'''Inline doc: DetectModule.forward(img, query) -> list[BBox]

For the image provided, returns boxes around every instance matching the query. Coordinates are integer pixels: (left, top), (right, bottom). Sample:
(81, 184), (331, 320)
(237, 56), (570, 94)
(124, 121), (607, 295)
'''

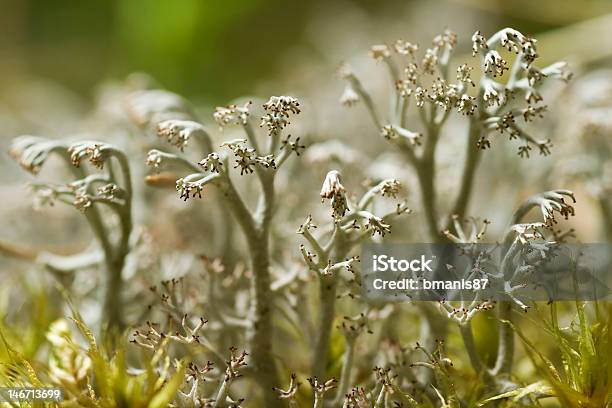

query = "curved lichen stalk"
(9, 137), (134, 330)
(441, 190), (576, 390)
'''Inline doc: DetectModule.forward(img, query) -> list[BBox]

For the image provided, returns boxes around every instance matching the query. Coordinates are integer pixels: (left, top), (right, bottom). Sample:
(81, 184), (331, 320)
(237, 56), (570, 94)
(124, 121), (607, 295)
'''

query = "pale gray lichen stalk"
(145, 94), (303, 407)
(10, 137), (134, 329)
(299, 170), (410, 382)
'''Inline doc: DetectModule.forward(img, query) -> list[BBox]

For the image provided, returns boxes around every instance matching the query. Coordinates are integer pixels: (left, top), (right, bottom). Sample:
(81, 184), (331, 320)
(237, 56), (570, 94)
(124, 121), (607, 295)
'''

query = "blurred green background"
(2, 0), (314, 101)
(3, 0), (612, 105)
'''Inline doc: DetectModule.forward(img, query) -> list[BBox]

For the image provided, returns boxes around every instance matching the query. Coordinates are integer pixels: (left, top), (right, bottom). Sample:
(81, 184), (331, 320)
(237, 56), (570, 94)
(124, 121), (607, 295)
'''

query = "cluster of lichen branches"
(338, 27), (573, 393)
(340, 27), (571, 242)
(145, 96), (305, 406)
(5, 26), (582, 408)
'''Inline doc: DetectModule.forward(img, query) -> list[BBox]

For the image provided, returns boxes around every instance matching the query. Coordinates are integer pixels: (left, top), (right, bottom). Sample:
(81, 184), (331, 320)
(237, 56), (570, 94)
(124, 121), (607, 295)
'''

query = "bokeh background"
(3, 0), (612, 102)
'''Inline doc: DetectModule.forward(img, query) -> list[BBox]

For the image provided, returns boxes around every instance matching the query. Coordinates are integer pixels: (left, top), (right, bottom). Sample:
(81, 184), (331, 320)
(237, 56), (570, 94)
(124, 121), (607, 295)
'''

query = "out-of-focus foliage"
(483, 302), (612, 407)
